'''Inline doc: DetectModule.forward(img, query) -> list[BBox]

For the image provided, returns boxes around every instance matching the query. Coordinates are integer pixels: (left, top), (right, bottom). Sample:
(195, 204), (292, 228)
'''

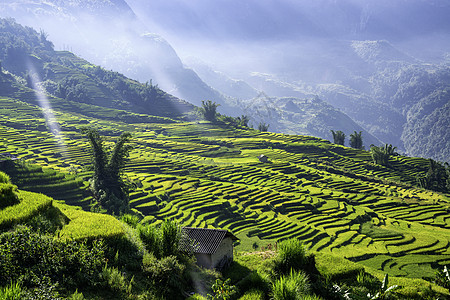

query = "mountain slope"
(0, 18), (193, 119)
(0, 0), (238, 115)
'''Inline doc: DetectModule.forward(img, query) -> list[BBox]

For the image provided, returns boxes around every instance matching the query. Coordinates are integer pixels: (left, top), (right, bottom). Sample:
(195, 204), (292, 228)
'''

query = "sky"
(125, 0), (450, 74)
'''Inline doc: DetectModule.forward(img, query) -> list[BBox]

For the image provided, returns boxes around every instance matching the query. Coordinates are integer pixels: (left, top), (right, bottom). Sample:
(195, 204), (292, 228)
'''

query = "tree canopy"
(200, 100), (220, 122)
(82, 128), (133, 214)
(331, 130), (345, 145)
(349, 131), (363, 149)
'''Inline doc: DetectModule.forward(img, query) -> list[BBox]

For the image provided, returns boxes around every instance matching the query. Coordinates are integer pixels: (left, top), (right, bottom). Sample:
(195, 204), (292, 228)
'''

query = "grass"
(0, 190), (52, 229)
(56, 202), (125, 241)
(314, 252), (364, 281)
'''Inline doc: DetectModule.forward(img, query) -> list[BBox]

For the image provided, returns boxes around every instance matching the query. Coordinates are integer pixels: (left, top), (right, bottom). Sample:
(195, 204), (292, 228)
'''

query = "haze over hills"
(2, 10), (450, 300)
(1, 0), (449, 162)
(129, 0), (450, 162)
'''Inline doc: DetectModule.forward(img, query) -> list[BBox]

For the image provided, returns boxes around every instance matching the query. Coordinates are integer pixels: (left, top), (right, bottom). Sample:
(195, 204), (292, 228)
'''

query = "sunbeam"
(26, 61), (67, 157)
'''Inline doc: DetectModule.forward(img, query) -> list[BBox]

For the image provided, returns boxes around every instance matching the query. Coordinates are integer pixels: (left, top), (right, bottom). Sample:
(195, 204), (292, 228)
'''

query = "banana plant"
(367, 274), (399, 299)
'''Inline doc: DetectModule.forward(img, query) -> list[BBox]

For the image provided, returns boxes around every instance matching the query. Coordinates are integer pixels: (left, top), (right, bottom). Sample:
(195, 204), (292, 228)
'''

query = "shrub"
(0, 226), (106, 288)
(271, 269), (310, 300)
(236, 271), (270, 295)
(238, 289), (265, 300)
(0, 281), (23, 300)
(100, 264), (133, 294)
(137, 219), (184, 259)
(120, 213), (140, 228)
(435, 265), (450, 292)
(137, 223), (161, 257)
(0, 171), (11, 183)
(68, 290), (85, 300)
(142, 253), (186, 299)
(0, 183), (19, 208)
(273, 238), (310, 275)
(160, 218), (182, 257)
(207, 278), (237, 300)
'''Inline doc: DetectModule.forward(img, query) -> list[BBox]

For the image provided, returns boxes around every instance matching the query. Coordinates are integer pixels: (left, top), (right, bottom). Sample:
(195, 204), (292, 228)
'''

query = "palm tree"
(200, 100), (220, 122)
(258, 122), (270, 132)
(370, 144), (397, 166)
(82, 128), (133, 214)
(349, 131), (363, 149)
(331, 130), (345, 145)
(236, 115), (250, 127)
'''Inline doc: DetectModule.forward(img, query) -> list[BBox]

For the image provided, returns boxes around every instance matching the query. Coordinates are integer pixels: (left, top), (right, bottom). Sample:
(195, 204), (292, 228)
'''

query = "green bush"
(137, 223), (161, 257)
(236, 271), (270, 295)
(0, 281), (23, 300)
(238, 289), (265, 300)
(142, 252), (186, 299)
(271, 269), (310, 300)
(0, 183), (19, 208)
(100, 264), (133, 294)
(207, 278), (237, 300)
(273, 238), (310, 275)
(0, 171), (11, 183)
(435, 265), (450, 292)
(120, 213), (140, 228)
(68, 290), (85, 300)
(137, 219), (184, 259)
(0, 226), (106, 288)
(160, 219), (182, 257)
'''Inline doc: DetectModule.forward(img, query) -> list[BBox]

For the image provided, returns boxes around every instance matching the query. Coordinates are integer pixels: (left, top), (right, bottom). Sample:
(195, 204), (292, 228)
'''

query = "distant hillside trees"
(235, 115), (250, 127)
(200, 100), (220, 121)
(82, 128), (133, 214)
(370, 144), (398, 166)
(331, 130), (345, 145)
(349, 131), (363, 149)
(417, 159), (450, 193)
(258, 122), (270, 132)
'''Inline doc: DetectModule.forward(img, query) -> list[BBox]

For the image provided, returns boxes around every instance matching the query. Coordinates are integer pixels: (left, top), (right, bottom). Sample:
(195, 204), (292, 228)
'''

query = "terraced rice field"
(1, 96), (449, 279)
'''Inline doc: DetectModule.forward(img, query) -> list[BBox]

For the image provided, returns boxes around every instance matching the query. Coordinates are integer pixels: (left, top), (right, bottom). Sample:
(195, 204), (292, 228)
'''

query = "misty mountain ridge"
(1, 0), (449, 162)
(0, 0), (238, 115)
(194, 38), (449, 162)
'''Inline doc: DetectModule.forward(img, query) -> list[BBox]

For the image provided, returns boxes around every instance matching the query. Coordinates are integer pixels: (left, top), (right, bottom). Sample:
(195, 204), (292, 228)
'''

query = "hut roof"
(180, 227), (238, 254)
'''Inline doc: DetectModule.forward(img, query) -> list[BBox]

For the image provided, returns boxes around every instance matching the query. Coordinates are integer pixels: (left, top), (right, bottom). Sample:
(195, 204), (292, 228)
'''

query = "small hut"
(258, 154), (268, 163)
(180, 227), (238, 270)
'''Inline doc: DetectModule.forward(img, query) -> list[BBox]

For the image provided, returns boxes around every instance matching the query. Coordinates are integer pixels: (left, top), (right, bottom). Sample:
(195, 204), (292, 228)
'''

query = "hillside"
(0, 1), (239, 115)
(0, 18), (194, 119)
(1, 93), (449, 279)
(217, 40), (450, 162)
(1, 17), (450, 299)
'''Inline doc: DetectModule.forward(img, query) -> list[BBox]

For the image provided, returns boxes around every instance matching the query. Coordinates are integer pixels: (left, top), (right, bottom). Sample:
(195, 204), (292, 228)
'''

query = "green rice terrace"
(1, 94), (449, 286)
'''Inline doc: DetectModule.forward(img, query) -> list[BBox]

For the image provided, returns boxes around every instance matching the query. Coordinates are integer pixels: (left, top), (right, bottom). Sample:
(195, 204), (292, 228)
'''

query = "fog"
(1, 0), (449, 161)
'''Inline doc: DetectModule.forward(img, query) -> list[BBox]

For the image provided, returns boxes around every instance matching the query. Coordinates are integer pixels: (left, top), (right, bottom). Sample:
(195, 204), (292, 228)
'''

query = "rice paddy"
(1, 96), (449, 279)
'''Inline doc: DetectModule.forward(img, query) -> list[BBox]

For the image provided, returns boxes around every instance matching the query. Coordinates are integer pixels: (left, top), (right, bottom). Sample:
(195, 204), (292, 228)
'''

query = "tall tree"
(235, 115), (250, 127)
(200, 100), (220, 122)
(331, 130), (345, 145)
(258, 122), (270, 132)
(82, 128), (133, 214)
(417, 159), (449, 193)
(370, 144), (397, 166)
(349, 131), (363, 149)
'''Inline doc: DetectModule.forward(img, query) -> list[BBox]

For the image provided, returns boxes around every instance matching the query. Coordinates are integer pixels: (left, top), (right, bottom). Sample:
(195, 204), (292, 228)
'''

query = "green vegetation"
(270, 270), (312, 300)
(1, 16), (450, 299)
(331, 130), (345, 145)
(416, 159), (450, 193)
(370, 144), (398, 166)
(81, 128), (133, 214)
(258, 122), (269, 132)
(200, 100), (221, 122)
(350, 130), (364, 149)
